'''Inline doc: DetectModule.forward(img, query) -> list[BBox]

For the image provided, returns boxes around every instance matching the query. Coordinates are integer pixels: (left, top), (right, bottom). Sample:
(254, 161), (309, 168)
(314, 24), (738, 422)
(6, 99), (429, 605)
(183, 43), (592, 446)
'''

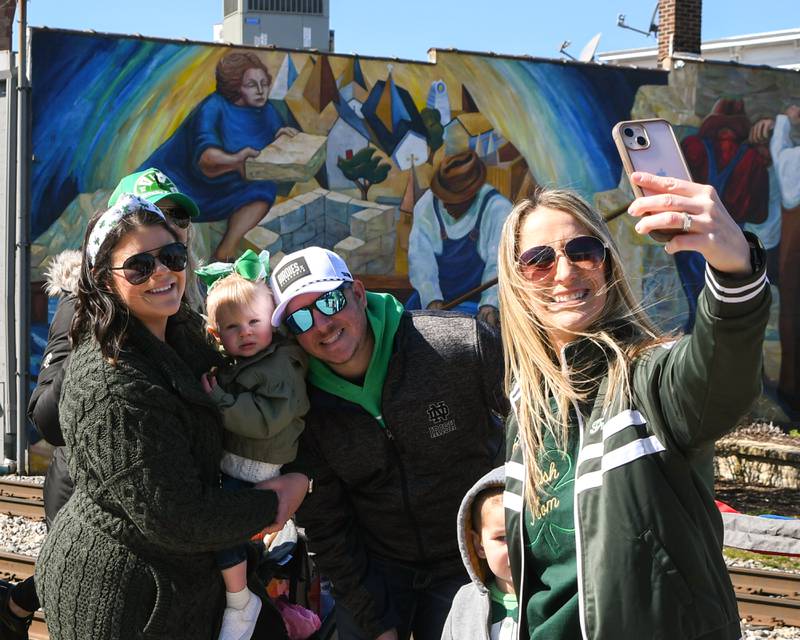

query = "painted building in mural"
(27, 28), (800, 418)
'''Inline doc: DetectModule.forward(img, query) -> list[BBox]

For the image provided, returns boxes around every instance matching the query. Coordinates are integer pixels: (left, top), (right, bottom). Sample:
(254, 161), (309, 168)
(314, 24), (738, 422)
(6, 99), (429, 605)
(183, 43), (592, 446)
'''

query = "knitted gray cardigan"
(36, 308), (278, 639)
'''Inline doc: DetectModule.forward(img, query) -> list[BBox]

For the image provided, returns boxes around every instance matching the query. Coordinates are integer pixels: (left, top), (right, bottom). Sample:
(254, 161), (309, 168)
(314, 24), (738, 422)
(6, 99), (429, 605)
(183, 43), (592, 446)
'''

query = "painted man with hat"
(676, 97), (770, 330)
(407, 150), (512, 326)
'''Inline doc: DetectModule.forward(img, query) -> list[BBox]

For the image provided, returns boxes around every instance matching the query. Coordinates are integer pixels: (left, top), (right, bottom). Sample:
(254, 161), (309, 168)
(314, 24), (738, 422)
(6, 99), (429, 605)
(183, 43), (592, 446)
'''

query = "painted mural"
(27, 28), (800, 420)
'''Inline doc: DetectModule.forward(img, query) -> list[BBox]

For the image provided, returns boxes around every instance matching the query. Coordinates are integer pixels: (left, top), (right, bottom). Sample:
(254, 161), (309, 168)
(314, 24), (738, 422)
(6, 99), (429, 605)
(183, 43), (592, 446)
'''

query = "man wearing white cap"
(270, 247), (506, 640)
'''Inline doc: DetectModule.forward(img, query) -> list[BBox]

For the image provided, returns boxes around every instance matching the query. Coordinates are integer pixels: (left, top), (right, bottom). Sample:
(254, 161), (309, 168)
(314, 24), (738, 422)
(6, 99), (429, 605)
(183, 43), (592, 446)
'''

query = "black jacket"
(28, 294), (74, 448)
(28, 250), (81, 528)
(286, 311), (506, 638)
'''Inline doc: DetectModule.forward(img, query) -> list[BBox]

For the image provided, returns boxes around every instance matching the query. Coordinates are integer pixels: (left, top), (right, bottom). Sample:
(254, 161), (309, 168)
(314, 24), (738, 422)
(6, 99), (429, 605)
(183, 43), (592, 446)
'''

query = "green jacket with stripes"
(504, 243), (770, 640)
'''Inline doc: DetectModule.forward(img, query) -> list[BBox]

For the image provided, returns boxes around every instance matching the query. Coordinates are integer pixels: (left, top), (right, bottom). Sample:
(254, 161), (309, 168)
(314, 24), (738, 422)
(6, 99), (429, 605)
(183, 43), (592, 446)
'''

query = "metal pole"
(14, 0), (29, 473)
(2, 53), (18, 470)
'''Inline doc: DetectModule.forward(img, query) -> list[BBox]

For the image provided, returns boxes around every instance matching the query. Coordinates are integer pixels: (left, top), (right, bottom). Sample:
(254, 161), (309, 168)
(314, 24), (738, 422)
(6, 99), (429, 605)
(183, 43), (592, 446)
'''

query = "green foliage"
(789, 428), (800, 439)
(338, 147), (390, 185)
(337, 147), (391, 200)
(421, 108), (444, 155)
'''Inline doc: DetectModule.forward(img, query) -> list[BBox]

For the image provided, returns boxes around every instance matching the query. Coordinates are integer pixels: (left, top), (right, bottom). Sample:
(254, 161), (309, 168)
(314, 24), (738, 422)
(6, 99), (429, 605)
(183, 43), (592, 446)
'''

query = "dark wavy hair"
(70, 206), (178, 364)
(215, 52), (272, 103)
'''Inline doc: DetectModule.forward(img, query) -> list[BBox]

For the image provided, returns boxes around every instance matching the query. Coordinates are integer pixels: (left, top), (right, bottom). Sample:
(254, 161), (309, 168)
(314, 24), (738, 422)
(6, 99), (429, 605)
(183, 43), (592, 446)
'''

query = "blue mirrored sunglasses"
(285, 284), (350, 335)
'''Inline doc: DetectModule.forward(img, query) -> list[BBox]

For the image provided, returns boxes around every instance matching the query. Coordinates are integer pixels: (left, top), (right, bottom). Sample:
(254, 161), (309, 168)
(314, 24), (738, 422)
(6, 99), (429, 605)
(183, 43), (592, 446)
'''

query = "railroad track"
(0, 479), (45, 520)
(0, 507), (797, 638)
(0, 482), (48, 636)
(730, 565), (800, 628)
(0, 550), (47, 639)
(0, 549), (35, 582)
(0, 479), (44, 501)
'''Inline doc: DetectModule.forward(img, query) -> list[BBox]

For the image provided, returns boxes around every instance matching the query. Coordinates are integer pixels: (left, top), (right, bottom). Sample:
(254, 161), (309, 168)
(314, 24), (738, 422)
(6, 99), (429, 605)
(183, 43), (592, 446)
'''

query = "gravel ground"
(1, 474), (46, 557)
(0, 513), (45, 557)
(742, 625), (800, 639)
(724, 553), (800, 575)
(3, 474), (45, 485)
(723, 422), (799, 444)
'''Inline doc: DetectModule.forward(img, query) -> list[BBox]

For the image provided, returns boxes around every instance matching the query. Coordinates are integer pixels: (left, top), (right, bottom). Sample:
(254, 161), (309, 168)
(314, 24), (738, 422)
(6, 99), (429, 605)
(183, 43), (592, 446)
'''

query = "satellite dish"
(578, 33), (602, 62)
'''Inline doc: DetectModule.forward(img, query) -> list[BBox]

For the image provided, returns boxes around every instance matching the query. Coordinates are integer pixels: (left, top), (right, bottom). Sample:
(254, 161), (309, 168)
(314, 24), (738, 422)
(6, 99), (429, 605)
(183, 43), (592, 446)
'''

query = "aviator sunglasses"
(519, 235), (607, 280)
(109, 242), (188, 285)
(285, 284), (350, 335)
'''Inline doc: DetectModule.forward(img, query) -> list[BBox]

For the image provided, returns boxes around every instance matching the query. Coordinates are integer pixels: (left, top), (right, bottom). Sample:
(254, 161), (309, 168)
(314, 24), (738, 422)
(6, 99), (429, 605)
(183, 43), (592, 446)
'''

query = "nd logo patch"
(426, 401), (450, 424)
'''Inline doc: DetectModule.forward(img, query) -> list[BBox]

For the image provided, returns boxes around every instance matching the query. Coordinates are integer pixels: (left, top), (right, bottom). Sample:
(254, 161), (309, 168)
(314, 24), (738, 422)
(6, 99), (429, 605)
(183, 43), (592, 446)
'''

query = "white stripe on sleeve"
(505, 460), (525, 481)
(503, 490), (523, 512)
(705, 266), (767, 303)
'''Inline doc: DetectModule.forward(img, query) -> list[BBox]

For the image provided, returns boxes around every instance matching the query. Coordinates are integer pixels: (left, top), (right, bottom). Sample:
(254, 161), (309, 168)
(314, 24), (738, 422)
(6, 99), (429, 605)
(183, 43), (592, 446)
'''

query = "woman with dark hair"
(141, 51), (298, 261)
(1, 169), (206, 640)
(34, 195), (295, 639)
(497, 172), (770, 639)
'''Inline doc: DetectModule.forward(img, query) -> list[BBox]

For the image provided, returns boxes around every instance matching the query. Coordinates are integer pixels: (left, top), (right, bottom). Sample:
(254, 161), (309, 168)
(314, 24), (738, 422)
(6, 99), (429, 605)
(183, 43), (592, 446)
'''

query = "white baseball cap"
(270, 247), (354, 327)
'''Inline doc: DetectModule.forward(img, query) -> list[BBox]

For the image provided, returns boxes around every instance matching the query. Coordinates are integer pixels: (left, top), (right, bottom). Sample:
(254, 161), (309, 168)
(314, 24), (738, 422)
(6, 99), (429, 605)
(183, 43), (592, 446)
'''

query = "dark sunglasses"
(285, 284), (350, 335)
(109, 242), (188, 285)
(158, 205), (191, 229)
(518, 235), (606, 279)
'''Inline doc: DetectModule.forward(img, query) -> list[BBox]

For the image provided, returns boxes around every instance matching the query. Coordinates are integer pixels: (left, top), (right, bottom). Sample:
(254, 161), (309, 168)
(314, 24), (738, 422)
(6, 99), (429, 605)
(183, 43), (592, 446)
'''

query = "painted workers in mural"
(747, 104), (800, 411)
(141, 51), (299, 262)
(771, 105), (800, 411)
(407, 150), (512, 327)
(270, 246), (506, 640)
(744, 115), (784, 285)
(676, 98), (770, 330)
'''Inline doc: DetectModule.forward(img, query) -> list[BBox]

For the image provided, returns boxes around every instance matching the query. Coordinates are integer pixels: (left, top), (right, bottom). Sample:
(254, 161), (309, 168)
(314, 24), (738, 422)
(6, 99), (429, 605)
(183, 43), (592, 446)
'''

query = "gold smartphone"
(612, 118), (693, 242)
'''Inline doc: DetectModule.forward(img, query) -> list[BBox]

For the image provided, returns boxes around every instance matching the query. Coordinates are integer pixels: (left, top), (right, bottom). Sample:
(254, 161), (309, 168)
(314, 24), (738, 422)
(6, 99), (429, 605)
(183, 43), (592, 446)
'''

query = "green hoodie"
(307, 292), (404, 428)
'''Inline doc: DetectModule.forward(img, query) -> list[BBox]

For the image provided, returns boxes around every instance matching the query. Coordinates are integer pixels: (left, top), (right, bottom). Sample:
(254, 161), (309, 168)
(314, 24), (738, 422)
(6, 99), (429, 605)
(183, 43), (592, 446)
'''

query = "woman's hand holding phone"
(612, 118), (694, 243)
(627, 172), (751, 277)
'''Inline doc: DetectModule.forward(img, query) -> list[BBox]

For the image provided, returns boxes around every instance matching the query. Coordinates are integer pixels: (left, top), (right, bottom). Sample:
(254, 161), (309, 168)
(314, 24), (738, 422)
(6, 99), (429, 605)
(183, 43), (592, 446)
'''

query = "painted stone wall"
(27, 29), (800, 417)
(595, 59), (800, 419)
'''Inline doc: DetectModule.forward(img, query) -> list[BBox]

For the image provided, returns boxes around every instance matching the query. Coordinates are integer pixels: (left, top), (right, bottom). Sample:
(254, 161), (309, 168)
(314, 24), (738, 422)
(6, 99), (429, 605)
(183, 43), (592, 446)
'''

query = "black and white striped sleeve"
(702, 231), (769, 319)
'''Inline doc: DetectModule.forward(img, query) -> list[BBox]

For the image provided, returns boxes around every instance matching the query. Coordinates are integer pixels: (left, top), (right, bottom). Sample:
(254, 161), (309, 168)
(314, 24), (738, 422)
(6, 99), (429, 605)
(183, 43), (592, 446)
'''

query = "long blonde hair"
(497, 189), (664, 511)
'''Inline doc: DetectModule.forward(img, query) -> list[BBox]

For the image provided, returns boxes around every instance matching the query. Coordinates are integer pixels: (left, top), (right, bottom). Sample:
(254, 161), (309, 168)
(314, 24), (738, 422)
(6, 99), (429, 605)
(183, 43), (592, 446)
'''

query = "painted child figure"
(441, 467), (518, 640)
(197, 250), (310, 640)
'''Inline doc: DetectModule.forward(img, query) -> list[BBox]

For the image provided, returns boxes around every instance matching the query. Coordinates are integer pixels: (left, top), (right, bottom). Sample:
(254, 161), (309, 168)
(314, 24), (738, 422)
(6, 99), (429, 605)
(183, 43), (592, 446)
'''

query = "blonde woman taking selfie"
(498, 172), (769, 640)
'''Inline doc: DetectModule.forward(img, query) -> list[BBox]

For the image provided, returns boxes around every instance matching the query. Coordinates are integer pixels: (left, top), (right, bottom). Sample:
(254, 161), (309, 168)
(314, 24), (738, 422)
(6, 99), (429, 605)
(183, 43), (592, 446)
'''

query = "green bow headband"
(195, 249), (271, 291)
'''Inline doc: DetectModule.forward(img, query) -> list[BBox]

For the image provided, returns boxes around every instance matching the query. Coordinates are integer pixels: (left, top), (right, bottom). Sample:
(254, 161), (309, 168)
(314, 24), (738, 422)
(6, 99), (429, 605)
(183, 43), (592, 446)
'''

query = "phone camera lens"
(623, 127), (634, 137)
(636, 136), (647, 146)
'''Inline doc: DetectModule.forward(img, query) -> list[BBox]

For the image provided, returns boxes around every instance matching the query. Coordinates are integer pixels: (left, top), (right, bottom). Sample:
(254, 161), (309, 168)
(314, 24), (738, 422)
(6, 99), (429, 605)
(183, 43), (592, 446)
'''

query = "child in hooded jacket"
(441, 467), (518, 640)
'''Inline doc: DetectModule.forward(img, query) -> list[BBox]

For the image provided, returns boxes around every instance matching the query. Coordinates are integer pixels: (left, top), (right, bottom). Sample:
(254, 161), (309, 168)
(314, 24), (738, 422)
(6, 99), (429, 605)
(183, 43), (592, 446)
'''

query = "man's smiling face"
(286, 281), (374, 378)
